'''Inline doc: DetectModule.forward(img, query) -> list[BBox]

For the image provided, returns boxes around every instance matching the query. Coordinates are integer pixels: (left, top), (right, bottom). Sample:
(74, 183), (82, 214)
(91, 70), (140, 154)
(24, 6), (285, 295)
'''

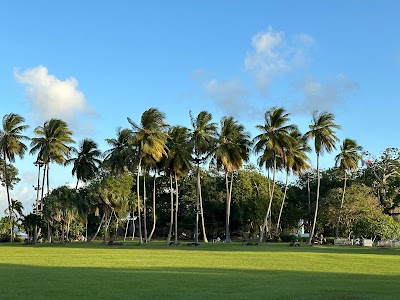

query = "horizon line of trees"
(1, 108), (400, 244)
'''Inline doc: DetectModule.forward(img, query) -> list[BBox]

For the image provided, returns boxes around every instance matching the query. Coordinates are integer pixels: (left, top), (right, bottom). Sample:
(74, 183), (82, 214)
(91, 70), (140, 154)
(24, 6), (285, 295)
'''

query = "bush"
(0, 234), (10, 242)
(280, 234), (298, 242)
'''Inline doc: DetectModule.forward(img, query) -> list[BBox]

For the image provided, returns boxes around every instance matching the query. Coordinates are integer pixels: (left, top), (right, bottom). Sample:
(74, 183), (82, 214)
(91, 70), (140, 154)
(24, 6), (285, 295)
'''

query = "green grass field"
(1, 241), (399, 299)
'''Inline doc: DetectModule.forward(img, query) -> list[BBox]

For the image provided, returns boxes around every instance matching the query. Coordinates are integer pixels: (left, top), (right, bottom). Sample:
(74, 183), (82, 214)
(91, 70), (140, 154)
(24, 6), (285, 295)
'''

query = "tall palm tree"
(212, 116), (251, 242)
(128, 108), (168, 244)
(253, 107), (296, 242)
(334, 138), (362, 237)
(66, 138), (102, 189)
(5, 199), (24, 239)
(190, 111), (217, 243)
(165, 126), (192, 244)
(276, 130), (311, 232)
(305, 110), (341, 244)
(0, 113), (29, 242)
(30, 118), (74, 243)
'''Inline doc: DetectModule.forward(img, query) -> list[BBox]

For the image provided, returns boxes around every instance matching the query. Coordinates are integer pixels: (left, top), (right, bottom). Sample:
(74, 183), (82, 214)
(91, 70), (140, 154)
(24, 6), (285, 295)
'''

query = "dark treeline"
(1, 109), (400, 244)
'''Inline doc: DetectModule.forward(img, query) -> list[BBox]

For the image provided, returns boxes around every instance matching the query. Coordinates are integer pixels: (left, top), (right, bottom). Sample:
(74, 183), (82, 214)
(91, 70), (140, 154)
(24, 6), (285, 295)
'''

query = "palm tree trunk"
(335, 171), (347, 238)
(33, 163), (41, 244)
(197, 166), (208, 243)
(167, 173), (174, 243)
(276, 170), (289, 233)
(3, 153), (13, 242)
(195, 164), (200, 243)
(85, 217), (88, 242)
(309, 155), (320, 245)
(174, 172), (179, 244)
(137, 158), (143, 244)
(143, 170), (148, 243)
(148, 173), (156, 241)
(103, 208), (108, 243)
(225, 170), (232, 243)
(91, 212), (105, 241)
(124, 218), (129, 242)
(61, 219), (65, 243)
(307, 173), (311, 232)
(66, 218), (71, 241)
(131, 214), (136, 240)
(259, 158), (277, 242)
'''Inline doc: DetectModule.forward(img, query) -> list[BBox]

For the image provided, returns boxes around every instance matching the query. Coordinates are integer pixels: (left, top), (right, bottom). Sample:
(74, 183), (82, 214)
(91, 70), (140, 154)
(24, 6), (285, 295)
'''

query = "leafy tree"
(0, 113), (29, 242)
(190, 111), (217, 243)
(334, 138), (363, 237)
(305, 110), (341, 244)
(253, 107), (296, 241)
(361, 148), (400, 216)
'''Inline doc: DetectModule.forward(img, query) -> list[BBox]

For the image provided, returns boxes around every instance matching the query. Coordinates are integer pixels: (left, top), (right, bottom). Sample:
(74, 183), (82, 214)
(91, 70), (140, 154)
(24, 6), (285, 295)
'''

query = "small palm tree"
(66, 138), (102, 189)
(190, 111), (217, 243)
(212, 116), (251, 242)
(334, 138), (362, 237)
(253, 107), (296, 242)
(128, 108), (168, 244)
(0, 113), (29, 242)
(305, 110), (341, 244)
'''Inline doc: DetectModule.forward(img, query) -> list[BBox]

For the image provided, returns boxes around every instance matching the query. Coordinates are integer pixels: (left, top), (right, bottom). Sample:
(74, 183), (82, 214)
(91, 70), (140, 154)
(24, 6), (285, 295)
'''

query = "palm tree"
(165, 126), (192, 244)
(334, 138), (362, 237)
(212, 116), (251, 242)
(103, 127), (135, 173)
(190, 111), (217, 243)
(0, 113), (29, 242)
(253, 107), (296, 242)
(128, 108), (168, 244)
(276, 130), (311, 232)
(30, 118), (74, 243)
(305, 110), (341, 244)
(66, 138), (102, 189)
(4, 199), (24, 240)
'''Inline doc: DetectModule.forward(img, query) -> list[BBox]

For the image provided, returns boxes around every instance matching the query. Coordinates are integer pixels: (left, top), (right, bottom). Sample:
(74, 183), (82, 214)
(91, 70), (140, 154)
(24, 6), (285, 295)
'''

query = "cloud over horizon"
(290, 74), (359, 114)
(14, 66), (95, 132)
(204, 79), (260, 120)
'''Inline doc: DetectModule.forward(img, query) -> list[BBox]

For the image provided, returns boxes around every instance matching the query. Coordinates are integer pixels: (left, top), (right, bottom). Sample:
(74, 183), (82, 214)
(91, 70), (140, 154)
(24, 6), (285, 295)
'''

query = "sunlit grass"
(1, 241), (399, 299)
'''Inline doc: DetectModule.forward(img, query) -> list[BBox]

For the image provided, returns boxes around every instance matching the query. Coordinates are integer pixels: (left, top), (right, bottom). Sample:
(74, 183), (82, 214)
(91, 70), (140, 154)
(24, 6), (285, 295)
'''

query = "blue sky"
(1, 1), (399, 216)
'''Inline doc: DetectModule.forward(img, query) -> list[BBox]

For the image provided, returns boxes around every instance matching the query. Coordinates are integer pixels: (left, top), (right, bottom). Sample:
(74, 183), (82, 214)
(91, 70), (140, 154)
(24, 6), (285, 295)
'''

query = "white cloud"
(204, 79), (258, 120)
(0, 185), (35, 218)
(291, 74), (359, 114)
(245, 27), (314, 92)
(14, 66), (95, 131)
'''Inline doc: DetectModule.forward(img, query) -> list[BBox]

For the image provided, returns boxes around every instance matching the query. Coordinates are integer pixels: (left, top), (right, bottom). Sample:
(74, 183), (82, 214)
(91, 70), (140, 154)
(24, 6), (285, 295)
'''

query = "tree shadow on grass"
(1, 263), (398, 300)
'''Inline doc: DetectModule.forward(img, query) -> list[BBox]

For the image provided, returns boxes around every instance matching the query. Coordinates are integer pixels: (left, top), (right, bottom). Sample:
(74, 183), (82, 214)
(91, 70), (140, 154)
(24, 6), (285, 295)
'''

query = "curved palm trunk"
(167, 173), (174, 243)
(3, 153), (13, 242)
(309, 154), (320, 245)
(91, 212), (105, 241)
(148, 173), (157, 241)
(276, 169), (289, 233)
(174, 172), (179, 244)
(137, 159), (143, 244)
(225, 171), (234, 242)
(197, 166), (208, 243)
(103, 207), (108, 243)
(307, 173), (311, 232)
(143, 170), (148, 243)
(259, 158), (277, 242)
(335, 171), (347, 238)
(195, 164), (200, 243)
(33, 163), (41, 244)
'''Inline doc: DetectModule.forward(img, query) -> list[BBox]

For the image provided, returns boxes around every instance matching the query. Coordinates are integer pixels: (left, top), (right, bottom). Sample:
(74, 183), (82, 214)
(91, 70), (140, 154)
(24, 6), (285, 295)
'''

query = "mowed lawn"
(0, 241), (399, 299)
